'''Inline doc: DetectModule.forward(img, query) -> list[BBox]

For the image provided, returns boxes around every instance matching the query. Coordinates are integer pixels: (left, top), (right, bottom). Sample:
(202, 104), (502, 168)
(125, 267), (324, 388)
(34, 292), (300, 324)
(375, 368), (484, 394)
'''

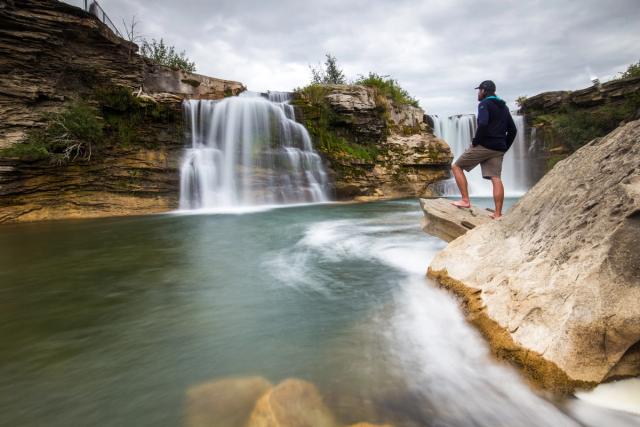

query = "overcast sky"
(66, 0), (640, 115)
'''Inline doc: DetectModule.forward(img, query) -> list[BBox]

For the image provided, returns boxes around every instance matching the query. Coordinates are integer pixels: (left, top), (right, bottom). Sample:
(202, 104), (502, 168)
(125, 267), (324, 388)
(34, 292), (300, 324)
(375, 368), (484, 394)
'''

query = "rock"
(520, 75), (640, 114)
(0, 0), (144, 146)
(0, 0), (248, 223)
(428, 119), (640, 389)
(293, 84), (453, 201)
(247, 378), (338, 427)
(346, 424), (394, 427)
(0, 129), (183, 223)
(0, 1), (246, 148)
(184, 376), (272, 427)
(419, 198), (492, 242)
(143, 62), (245, 99)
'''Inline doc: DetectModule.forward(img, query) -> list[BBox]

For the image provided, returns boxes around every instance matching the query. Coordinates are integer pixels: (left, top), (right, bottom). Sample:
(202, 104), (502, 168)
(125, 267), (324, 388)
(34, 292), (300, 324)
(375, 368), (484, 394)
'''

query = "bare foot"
(451, 200), (471, 209)
(490, 213), (502, 219)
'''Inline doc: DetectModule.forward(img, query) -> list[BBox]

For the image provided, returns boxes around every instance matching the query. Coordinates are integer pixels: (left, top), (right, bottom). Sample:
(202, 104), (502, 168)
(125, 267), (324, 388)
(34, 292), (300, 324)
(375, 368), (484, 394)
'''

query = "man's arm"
(472, 101), (489, 146)
(505, 110), (517, 150)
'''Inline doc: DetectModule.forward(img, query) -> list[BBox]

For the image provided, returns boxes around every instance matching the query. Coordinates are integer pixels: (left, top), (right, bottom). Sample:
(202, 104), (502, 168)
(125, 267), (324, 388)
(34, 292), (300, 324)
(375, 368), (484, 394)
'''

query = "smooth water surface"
(0, 200), (635, 426)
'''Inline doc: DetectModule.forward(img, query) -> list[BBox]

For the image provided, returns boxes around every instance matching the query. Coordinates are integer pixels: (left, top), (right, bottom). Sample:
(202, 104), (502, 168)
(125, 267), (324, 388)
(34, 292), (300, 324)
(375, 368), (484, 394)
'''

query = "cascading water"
(430, 114), (537, 197)
(179, 92), (329, 209)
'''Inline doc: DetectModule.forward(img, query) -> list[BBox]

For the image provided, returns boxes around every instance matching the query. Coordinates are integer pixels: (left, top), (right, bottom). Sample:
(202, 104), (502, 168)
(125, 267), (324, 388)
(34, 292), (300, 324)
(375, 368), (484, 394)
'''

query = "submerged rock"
(184, 376), (272, 427)
(346, 423), (394, 427)
(247, 378), (338, 427)
(427, 119), (640, 389)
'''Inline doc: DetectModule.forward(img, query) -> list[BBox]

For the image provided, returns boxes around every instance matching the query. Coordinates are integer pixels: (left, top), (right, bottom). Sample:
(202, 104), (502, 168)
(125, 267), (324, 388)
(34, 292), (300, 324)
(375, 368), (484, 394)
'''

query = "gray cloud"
(69, 0), (640, 115)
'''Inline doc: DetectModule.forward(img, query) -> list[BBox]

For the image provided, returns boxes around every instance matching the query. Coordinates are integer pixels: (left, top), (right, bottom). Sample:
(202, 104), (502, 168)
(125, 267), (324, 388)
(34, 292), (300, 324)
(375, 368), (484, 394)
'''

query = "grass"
(355, 72), (419, 107)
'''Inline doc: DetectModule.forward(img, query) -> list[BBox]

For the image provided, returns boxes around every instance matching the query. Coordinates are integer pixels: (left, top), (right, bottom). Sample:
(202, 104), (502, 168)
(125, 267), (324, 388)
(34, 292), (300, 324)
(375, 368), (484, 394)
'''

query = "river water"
(0, 200), (636, 426)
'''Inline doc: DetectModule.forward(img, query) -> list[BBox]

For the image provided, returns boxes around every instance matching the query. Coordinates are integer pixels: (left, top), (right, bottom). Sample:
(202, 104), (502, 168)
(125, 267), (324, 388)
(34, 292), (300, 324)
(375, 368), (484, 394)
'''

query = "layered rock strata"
(427, 119), (640, 390)
(0, 0), (244, 223)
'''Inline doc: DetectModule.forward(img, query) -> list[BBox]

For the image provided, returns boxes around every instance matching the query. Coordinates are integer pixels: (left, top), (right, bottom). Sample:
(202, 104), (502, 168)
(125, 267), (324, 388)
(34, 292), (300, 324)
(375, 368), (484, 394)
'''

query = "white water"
(263, 202), (584, 426)
(179, 92), (329, 209)
(430, 114), (533, 197)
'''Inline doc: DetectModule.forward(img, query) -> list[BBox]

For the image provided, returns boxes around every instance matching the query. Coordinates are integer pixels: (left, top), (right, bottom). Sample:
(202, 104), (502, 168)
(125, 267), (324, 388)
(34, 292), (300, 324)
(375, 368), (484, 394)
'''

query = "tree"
(616, 59), (640, 80)
(309, 54), (346, 85)
(140, 38), (196, 73)
(122, 16), (142, 61)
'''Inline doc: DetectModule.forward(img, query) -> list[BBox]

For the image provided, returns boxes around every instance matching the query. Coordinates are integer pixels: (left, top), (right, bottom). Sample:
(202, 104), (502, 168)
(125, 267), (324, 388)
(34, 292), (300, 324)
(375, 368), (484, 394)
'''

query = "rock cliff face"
(0, 0), (244, 223)
(0, 0), (143, 147)
(293, 85), (452, 200)
(427, 119), (640, 390)
(519, 76), (640, 171)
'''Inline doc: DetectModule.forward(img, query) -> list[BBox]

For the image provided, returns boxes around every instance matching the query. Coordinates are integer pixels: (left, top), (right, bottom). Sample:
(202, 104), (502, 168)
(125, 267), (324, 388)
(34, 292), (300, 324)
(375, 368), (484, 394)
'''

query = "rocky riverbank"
(421, 119), (640, 392)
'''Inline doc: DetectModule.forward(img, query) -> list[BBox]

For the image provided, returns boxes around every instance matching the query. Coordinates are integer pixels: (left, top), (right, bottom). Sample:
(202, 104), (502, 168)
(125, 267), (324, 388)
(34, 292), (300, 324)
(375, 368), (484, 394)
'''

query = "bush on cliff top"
(614, 59), (640, 80)
(141, 38), (196, 73)
(309, 54), (346, 85)
(355, 72), (419, 107)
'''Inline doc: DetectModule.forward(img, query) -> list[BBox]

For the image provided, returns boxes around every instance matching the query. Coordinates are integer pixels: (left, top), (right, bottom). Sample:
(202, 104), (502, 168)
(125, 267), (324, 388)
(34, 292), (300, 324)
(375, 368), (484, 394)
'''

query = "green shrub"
(309, 54), (346, 85)
(614, 59), (640, 80)
(541, 96), (639, 151)
(0, 138), (50, 161)
(141, 38), (196, 73)
(355, 72), (419, 107)
(1, 102), (103, 163)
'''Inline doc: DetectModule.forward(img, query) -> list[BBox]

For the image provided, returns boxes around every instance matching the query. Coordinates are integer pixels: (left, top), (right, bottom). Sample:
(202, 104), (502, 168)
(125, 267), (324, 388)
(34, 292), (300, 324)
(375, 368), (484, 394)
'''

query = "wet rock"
(247, 378), (338, 427)
(185, 376), (272, 427)
(428, 119), (640, 389)
(346, 423), (394, 427)
(419, 198), (492, 242)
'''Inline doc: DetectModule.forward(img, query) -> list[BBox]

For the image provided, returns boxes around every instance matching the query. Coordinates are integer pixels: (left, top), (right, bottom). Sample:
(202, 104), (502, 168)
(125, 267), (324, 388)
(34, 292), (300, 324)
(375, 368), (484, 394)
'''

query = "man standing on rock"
(450, 80), (517, 218)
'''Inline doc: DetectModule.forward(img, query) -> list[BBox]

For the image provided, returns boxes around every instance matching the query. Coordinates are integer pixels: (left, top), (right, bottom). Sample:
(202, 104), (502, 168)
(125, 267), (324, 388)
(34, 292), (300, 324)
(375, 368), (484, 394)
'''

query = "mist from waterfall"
(430, 114), (537, 197)
(179, 92), (329, 210)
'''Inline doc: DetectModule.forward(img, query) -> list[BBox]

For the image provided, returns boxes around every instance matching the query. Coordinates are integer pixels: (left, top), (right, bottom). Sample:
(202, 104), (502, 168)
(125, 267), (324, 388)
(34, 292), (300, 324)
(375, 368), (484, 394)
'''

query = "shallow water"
(0, 199), (636, 426)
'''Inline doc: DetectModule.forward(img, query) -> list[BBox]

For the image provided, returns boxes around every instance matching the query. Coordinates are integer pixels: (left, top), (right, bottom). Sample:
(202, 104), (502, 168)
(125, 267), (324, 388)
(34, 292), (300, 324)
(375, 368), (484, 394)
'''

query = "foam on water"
(262, 202), (636, 425)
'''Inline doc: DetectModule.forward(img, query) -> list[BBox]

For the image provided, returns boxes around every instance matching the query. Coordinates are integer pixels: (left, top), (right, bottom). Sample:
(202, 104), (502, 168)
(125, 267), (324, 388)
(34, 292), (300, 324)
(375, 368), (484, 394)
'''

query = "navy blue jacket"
(472, 96), (517, 152)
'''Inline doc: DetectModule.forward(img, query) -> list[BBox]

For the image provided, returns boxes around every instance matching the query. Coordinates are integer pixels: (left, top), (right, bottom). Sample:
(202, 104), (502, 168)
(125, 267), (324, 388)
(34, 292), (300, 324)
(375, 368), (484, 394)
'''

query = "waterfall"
(179, 93), (329, 210)
(430, 113), (536, 197)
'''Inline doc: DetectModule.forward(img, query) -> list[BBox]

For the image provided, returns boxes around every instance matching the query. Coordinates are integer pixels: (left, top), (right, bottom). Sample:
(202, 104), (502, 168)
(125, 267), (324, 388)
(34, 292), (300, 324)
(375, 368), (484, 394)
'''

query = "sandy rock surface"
(429, 119), (640, 386)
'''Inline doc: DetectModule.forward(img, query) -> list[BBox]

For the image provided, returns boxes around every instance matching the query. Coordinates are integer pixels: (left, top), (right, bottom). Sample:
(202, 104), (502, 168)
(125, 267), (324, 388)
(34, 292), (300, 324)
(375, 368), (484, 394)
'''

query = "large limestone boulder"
(247, 378), (338, 427)
(428, 119), (640, 388)
(184, 376), (272, 427)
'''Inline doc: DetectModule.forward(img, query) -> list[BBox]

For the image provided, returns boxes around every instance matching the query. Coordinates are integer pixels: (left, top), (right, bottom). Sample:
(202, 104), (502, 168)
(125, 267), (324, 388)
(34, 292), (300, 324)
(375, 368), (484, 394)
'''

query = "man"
(450, 80), (517, 219)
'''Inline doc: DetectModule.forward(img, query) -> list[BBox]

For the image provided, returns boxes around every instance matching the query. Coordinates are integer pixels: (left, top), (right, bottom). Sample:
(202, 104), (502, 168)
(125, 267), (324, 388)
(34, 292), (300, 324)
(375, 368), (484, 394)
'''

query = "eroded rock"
(428, 119), (640, 389)
(185, 376), (272, 427)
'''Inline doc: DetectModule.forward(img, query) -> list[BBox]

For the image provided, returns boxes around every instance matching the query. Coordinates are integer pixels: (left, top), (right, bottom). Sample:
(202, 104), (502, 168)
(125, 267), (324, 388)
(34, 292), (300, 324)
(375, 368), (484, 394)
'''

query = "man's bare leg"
(490, 176), (504, 218)
(450, 164), (471, 208)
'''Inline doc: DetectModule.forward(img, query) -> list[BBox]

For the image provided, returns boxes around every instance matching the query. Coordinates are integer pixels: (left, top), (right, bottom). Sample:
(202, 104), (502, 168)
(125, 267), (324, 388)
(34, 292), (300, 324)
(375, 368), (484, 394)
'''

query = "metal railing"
(81, 0), (123, 39)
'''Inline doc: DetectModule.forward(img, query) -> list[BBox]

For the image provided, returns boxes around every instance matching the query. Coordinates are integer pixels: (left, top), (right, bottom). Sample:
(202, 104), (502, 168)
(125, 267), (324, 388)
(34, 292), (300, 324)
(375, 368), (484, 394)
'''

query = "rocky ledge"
(419, 198), (492, 242)
(424, 119), (640, 392)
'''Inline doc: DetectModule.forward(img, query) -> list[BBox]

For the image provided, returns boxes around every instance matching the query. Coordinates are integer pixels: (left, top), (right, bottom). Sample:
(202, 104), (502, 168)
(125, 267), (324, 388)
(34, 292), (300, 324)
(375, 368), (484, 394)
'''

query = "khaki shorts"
(454, 145), (504, 179)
